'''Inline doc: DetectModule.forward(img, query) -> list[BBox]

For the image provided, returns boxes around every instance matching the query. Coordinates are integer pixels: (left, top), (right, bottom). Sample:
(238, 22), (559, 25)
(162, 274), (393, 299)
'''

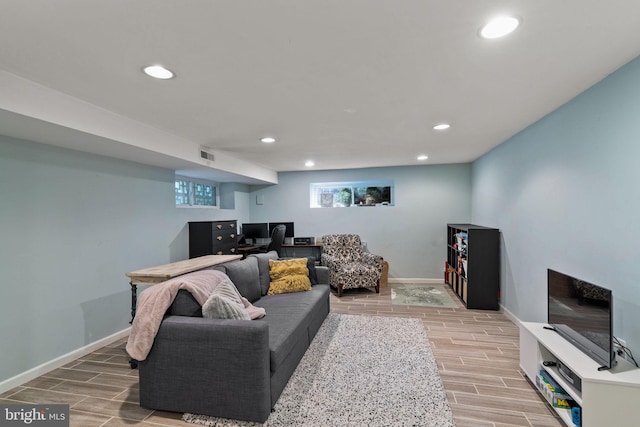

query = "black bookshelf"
(446, 224), (500, 310)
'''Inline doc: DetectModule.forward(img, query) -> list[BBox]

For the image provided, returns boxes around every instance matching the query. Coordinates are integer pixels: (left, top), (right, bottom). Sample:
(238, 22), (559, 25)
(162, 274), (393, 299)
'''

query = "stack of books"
(535, 369), (576, 410)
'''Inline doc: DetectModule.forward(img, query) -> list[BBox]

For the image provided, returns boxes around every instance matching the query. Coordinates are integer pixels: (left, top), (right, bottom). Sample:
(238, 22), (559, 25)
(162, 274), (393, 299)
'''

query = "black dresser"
(189, 220), (238, 258)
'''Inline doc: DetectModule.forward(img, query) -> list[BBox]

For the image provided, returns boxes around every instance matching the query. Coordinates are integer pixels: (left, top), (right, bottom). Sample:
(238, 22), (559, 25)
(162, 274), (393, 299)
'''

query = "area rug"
(183, 313), (455, 427)
(391, 284), (460, 308)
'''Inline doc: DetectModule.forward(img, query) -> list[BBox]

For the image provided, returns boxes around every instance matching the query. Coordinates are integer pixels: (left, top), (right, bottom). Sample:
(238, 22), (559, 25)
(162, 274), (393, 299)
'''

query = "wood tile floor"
(0, 284), (563, 427)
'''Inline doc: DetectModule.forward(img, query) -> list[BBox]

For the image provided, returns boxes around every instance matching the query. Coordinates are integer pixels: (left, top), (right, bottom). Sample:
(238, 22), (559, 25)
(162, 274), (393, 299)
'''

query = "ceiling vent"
(199, 146), (215, 162)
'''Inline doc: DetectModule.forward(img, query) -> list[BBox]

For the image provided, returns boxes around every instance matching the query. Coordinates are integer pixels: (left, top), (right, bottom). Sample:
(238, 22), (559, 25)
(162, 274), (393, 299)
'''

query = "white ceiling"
(2, 1), (640, 183)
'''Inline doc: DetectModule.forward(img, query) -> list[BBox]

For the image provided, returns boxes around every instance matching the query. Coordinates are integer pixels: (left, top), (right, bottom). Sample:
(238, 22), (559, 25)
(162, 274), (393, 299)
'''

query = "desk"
(281, 243), (323, 261)
(237, 244), (268, 257)
(125, 254), (241, 321)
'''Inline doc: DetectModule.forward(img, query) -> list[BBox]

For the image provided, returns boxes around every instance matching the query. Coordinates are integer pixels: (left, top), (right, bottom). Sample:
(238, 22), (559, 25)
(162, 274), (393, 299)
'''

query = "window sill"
(176, 205), (218, 209)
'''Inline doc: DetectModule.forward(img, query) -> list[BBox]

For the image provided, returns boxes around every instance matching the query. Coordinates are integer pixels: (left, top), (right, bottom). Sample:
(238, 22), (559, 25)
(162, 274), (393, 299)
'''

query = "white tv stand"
(520, 322), (640, 427)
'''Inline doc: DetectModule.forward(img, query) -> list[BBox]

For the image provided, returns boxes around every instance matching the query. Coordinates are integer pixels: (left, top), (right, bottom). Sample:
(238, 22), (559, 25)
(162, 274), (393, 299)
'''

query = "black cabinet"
(189, 220), (238, 258)
(446, 224), (500, 310)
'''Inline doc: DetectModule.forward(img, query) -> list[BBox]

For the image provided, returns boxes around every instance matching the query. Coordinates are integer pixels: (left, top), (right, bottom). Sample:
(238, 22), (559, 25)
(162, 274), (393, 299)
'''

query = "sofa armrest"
(315, 265), (329, 285)
(138, 316), (272, 422)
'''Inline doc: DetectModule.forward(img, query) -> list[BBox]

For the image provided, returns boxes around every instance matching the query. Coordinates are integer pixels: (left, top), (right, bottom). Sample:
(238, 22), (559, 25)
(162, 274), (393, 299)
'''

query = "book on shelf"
(536, 369), (577, 410)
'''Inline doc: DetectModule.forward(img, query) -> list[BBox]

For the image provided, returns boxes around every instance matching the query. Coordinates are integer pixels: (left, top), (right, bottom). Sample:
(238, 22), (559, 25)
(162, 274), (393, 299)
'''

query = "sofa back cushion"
(249, 251), (279, 295)
(168, 289), (203, 317)
(303, 257), (318, 285)
(217, 256), (262, 302)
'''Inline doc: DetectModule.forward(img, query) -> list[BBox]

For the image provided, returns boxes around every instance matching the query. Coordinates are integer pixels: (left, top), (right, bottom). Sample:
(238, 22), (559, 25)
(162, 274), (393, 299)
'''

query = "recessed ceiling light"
(417, 155), (429, 161)
(305, 160), (315, 167)
(433, 123), (451, 131)
(142, 65), (175, 79)
(480, 16), (520, 39)
(260, 137), (276, 144)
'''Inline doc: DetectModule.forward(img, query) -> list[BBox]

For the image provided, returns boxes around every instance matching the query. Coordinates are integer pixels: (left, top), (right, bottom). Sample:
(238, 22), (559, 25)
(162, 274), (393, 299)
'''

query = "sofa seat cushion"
(332, 262), (380, 288)
(254, 286), (328, 372)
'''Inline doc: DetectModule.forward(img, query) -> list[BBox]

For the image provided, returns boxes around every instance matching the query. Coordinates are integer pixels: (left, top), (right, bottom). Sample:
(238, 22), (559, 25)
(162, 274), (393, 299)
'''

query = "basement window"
(310, 180), (394, 208)
(175, 176), (218, 207)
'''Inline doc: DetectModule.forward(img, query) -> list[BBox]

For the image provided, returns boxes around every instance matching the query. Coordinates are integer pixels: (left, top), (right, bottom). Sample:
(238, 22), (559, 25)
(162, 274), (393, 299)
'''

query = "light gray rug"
(391, 284), (460, 308)
(183, 313), (456, 427)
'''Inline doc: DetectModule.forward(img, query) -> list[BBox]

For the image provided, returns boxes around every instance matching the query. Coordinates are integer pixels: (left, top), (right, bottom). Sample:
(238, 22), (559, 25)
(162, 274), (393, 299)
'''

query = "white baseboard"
(388, 278), (444, 284)
(0, 327), (130, 394)
(500, 304), (522, 327)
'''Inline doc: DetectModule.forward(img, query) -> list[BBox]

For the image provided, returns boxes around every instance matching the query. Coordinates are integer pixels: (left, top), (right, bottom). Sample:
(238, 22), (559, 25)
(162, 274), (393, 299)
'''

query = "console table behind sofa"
(126, 254), (242, 321)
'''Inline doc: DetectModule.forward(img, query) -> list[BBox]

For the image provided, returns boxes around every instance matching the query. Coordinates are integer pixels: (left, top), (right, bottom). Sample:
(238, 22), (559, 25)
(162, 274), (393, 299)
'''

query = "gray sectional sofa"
(137, 251), (330, 423)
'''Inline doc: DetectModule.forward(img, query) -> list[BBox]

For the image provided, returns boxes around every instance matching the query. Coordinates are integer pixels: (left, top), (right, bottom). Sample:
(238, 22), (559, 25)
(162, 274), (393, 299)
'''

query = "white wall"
(471, 55), (640, 354)
(0, 136), (250, 384)
(249, 164), (472, 279)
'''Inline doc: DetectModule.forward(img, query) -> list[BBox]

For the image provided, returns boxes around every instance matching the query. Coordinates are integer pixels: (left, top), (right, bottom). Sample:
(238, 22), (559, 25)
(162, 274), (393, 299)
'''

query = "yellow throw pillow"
(268, 258), (312, 295)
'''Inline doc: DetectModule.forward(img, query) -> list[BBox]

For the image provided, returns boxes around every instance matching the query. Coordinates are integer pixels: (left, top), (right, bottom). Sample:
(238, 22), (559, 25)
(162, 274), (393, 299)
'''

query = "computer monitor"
(241, 223), (269, 242)
(269, 222), (295, 238)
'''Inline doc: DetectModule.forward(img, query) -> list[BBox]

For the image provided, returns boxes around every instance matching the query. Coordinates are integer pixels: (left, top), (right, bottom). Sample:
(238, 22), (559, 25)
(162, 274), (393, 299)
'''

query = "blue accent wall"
(0, 136), (471, 384)
(6, 53), (639, 385)
(0, 136), (250, 384)
(472, 56), (640, 353)
(249, 164), (472, 278)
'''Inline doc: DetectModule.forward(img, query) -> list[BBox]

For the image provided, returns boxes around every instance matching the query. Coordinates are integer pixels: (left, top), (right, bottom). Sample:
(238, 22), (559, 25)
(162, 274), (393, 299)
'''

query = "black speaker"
(293, 237), (314, 245)
(557, 361), (582, 392)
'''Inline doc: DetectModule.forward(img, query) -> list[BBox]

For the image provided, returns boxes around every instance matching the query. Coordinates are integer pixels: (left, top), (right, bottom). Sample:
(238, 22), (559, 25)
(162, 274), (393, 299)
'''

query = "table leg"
(130, 283), (137, 324)
(129, 282), (138, 369)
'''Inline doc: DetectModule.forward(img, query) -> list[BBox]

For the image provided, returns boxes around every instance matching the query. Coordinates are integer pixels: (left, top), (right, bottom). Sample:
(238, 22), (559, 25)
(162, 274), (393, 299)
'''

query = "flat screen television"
(241, 223), (269, 242)
(269, 222), (295, 238)
(547, 269), (615, 370)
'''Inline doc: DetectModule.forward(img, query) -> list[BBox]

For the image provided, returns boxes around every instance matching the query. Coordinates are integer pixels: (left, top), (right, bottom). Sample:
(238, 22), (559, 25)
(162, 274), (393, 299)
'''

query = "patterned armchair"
(321, 234), (384, 297)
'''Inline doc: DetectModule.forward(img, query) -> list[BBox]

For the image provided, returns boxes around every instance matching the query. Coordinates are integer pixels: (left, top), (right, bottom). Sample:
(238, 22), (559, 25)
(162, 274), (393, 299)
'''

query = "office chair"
(264, 224), (286, 256)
